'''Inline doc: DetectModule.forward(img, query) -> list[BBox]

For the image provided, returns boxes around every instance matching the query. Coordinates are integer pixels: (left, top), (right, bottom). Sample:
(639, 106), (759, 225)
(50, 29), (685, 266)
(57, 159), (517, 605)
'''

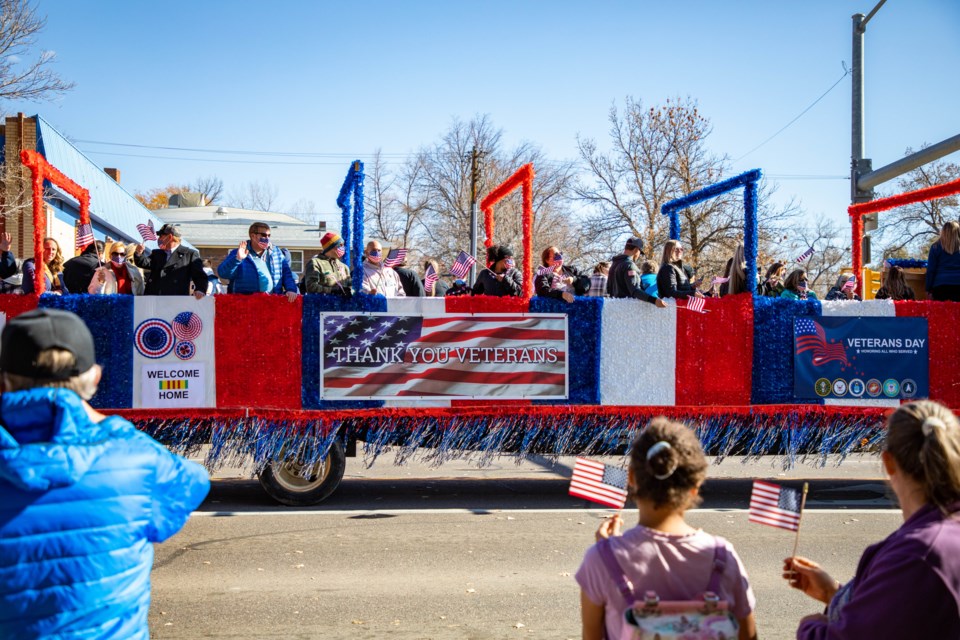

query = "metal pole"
(469, 146), (479, 284)
(851, 13), (867, 204)
(858, 133), (960, 191)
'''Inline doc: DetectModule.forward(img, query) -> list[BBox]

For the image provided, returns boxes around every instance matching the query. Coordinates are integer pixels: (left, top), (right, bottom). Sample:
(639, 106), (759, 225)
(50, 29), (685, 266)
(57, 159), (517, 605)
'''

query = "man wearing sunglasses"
(217, 222), (298, 302)
(133, 225), (208, 299)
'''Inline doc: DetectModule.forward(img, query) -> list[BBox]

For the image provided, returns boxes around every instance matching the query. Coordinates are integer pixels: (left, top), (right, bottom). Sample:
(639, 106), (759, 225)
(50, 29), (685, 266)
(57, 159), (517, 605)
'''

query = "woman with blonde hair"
(925, 221), (960, 301)
(720, 244), (747, 296)
(656, 239), (702, 300)
(88, 241), (144, 295)
(21, 237), (66, 294)
(785, 400), (960, 638)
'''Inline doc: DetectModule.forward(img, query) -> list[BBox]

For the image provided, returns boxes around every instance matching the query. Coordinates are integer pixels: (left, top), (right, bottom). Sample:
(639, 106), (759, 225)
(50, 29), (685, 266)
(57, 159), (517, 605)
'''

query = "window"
(287, 250), (303, 275)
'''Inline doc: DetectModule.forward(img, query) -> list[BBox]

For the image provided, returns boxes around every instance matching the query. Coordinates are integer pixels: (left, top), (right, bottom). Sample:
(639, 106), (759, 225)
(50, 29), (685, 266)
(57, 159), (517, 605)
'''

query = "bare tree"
(226, 180), (279, 212)
(781, 215), (850, 296)
(876, 150), (959, 260)
(0, 0), (74, 103)
(190, 176), (223, 205)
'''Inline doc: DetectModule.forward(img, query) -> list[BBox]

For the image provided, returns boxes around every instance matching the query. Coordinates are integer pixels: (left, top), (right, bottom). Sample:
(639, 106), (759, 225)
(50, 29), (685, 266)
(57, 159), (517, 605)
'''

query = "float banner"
(320, 313), (568, 400)
(133, 297), (216, 408)
(794, 316), (927, 400)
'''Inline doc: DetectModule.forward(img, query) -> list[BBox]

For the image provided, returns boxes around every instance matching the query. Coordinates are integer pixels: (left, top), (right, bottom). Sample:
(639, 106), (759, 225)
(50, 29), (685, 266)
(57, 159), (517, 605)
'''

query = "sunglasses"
(255, 233), (271, 238)
(111, 252), (126, 257)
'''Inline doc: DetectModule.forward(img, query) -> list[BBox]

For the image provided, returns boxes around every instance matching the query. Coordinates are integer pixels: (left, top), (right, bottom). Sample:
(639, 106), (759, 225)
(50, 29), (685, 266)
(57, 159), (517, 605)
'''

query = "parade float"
(3, 150), (959, 505)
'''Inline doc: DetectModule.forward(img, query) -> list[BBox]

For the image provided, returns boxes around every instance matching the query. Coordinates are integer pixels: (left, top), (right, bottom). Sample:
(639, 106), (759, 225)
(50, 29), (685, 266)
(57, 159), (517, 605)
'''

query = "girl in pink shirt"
(575, 418), (757, 639)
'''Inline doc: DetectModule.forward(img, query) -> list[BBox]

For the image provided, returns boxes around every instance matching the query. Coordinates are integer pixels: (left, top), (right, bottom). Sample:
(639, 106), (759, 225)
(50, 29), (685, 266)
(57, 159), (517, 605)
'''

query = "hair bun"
(646, 441), (679, 480)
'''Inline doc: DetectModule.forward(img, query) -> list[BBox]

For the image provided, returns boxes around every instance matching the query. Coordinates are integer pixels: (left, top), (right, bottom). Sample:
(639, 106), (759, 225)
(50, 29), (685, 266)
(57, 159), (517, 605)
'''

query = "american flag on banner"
(795, 247), (815, 263)
(569, 457), (629, 509)
(449, 250), (476, 279)
(424, 263), (439, 294)
(795, 318), (849, 367)
(383, 248), (408, 268)
(683, 297), (707, 313)
(75, 221), (94, 252)
(137, 219), (158, 241)
(749, 480), (802, 531)
(321, 313), (567, 399)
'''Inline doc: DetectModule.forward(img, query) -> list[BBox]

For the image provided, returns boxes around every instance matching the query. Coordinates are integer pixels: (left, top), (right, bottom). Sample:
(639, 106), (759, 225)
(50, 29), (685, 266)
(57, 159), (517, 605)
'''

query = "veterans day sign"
(320, 313), (568, 400)
(133, 297), (216, 408)
(794, 316), (928, 400)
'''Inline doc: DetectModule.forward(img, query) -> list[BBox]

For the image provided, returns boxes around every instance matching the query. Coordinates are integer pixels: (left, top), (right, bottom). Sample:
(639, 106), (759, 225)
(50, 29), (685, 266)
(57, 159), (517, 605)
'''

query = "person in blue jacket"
(925, 221), (960, 301)
(0, 308), (210, 639)
(217, 221), (299, 302)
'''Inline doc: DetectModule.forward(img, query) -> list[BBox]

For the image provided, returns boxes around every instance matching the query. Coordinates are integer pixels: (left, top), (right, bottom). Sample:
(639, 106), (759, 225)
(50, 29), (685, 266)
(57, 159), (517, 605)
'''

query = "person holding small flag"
(824, 273), (861, 301)
(472, 245), (522, 297)
(134, 225), (208, 298)
(780, 269), (818, 301)
(422, 259), (448, 297)
(87, 241), (144, 295)
(217, 222), (296, 301)
(388, 250), (425, 297)
(62, 240), (105, 296)
(534, 246), (589, 302)
(302, 232), (351, 296)
(784, 401), (960, 639)
(576, 418), (757, 640)
(360, 240), (405, 297)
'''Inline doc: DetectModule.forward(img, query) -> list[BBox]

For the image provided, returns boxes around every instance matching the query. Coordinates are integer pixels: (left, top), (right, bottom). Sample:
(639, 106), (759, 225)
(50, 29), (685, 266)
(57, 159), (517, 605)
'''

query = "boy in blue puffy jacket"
(0, 309), (210, 640)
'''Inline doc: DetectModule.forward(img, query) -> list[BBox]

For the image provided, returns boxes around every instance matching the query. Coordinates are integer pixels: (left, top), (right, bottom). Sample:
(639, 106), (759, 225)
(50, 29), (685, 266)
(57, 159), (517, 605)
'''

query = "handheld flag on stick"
(75, 221), (94, 252)
(569, 457), (629, 509)
(137, 219), (158, 242)
(749, 480), (803, 531)
(681, 297), (707, 313)
(383, 248), (408, 268)
(449, 250), (476, 279)
(842, 276), (857, 292)
(711, 276), (730, 286)
(795, 247), (815, 263)
(424, 263), (438, 294)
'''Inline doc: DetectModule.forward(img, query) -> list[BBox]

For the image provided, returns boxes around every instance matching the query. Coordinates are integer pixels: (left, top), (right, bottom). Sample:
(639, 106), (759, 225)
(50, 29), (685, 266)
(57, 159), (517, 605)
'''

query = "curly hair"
(628, 417), (708, 511)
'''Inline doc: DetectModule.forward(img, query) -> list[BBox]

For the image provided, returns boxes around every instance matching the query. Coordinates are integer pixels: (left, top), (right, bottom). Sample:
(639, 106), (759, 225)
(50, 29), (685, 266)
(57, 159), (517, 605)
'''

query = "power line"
(734, 67), (851, 162)
(75, 138), (411, 158)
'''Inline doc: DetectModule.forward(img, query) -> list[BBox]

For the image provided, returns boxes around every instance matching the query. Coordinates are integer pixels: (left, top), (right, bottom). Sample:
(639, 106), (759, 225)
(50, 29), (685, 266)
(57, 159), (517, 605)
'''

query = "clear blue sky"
(23, 0), (960, 235)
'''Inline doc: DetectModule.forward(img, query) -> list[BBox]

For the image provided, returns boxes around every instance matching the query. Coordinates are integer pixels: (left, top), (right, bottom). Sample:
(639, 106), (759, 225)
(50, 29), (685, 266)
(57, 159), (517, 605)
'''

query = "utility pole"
(468, 146), (483, 284)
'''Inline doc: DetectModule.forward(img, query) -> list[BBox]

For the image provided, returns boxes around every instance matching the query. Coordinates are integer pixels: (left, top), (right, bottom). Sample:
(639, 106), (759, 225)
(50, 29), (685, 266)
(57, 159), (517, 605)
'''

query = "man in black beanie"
(472, 244), (522, 297)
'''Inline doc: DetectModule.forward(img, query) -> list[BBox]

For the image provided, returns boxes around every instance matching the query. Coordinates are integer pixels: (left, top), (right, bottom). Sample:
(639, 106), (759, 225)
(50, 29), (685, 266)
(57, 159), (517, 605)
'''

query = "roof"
(34, 116), (181, 246)
(153, 206), (328, 249)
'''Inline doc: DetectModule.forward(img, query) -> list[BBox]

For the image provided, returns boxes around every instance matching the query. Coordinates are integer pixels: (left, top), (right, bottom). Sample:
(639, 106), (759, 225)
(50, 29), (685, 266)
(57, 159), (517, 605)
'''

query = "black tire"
(258, 439), (346, 506)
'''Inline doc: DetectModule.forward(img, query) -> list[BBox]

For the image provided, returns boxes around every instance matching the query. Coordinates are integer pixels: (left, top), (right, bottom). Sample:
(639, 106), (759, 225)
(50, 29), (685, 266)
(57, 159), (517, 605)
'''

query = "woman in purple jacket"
(784, 400), (960, 639)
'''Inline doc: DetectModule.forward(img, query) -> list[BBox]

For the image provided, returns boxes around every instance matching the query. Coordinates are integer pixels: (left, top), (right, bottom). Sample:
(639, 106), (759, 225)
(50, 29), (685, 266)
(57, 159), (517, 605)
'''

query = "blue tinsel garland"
(39, 294), (133, 409)
(352, 162), (366, 294)
(530, 296), (603, 404)
(751, 296), (822, 405)
(662, 169), (763, 292)
(335, 161), (358, 265)
(301, 292), (386, 409)
(885, 258), (927, 269)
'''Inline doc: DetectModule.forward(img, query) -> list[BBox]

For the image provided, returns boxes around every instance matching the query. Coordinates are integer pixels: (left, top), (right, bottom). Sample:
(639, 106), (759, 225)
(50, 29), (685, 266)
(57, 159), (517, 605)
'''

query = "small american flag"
(137, 219), (158, 241)
(424, 263), (438, 294)
(711, 276), (730, 285)
(842, 277), (857, 291)
(683, 296), (706, 313)
(449, 250), (476, 279)
(75, 221), (94, 252)
(795, 247), (815, 263)
(384, 248), (408, 268)
(749, 480), (802, 531)
(569, 457), (629, 509)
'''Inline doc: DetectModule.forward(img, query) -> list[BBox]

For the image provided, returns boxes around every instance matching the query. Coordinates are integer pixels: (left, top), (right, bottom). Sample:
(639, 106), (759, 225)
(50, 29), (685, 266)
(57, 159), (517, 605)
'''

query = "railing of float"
(4, 156), (959, 474)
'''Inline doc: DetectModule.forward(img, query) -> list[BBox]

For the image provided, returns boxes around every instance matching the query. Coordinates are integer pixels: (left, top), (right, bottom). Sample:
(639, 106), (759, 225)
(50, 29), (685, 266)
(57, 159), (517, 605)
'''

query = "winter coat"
(656, 262), (697, 300)
(534, 264), (590, 299)
(926, 243), (960, 290)
(218, 242), (298, 295)
(606, 254), (656, 303)
(472, 268), (522, 297)
(0, 388), (210, 639)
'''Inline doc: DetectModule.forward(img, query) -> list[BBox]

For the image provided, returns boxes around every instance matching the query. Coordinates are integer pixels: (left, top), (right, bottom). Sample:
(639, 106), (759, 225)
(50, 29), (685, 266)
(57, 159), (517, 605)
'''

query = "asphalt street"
(149, 453), (898, 639)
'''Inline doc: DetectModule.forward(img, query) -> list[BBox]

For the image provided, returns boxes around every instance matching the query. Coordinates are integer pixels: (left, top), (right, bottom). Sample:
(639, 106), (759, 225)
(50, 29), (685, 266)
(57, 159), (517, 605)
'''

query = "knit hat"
(0, 309), (96, 379)
(321, 232), (343, 253)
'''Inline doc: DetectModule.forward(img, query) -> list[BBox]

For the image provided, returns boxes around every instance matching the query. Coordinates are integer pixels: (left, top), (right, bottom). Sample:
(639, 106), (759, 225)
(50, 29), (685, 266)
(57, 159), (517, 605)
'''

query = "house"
(151, 204), (326, 278)
(0, 113), (173, 262)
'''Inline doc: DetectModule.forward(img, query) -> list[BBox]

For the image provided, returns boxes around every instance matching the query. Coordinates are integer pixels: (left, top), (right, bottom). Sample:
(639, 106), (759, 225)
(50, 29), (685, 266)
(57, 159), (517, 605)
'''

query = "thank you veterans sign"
(794, 316), (928, 400)
(320, 313), (568, 400)
(133, 297), (216, 408)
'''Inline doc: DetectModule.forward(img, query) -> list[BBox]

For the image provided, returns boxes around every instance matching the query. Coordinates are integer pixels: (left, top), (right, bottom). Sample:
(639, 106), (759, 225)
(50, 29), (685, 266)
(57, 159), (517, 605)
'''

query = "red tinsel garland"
(214, 294), (304, 409)
(675, 293), (753, 405)
(894, 300), (960, 407)
(444, 294), (530, 314)
(479, 164), (536, 299)
(848, 176), (960, 294)
(20, 150), (93, 294)
(0, 293), (40, 318)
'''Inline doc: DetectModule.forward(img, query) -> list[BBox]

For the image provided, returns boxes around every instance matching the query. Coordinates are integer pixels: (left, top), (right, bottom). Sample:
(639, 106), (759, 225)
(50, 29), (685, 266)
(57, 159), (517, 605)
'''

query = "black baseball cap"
(626, 237), (644, 251)
(156, 224), (181, 238)
(0, 309), (96, 379)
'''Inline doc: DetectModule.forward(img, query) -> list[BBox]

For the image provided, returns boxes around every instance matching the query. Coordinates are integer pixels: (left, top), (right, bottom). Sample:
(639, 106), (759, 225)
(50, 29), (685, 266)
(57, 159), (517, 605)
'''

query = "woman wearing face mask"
(534, 246), (589, 302)
(21, 237), (66, 294)
(780, 269), (818, 300)
(88, 241), (145, 295)
(361, 241), (405, 297)
(472, 245), (522, 297)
